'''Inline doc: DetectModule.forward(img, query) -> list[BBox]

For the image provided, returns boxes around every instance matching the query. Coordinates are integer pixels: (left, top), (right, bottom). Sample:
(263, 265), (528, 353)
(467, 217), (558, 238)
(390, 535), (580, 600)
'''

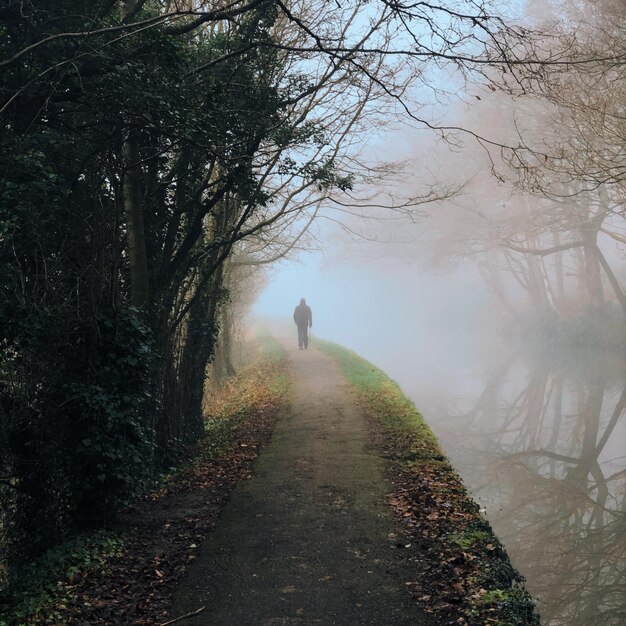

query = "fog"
(2, 0), (624, 621)
(255, 251), (489, 390)
(245, 0), (626, 621)
(253, 224), (625, 626)
(252, 40), (626, 626)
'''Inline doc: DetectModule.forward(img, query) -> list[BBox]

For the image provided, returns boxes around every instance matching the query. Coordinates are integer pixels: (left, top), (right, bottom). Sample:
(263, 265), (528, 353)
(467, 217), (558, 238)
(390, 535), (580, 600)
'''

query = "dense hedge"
(0, 0), (292, 584)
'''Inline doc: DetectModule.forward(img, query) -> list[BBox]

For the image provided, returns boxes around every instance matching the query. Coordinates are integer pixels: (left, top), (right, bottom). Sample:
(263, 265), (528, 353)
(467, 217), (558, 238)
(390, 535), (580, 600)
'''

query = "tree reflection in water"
(426, 348), (626, 626)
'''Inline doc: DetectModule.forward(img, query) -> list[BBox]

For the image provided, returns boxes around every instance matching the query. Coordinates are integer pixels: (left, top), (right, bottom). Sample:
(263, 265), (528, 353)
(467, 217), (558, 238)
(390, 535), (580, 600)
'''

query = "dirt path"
(171, 339), (427, 625)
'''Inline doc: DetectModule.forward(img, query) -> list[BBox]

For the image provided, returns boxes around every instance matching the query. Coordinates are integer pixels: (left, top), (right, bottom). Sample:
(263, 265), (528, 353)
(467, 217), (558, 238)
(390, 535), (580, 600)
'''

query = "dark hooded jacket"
(293, 300), (312, 328)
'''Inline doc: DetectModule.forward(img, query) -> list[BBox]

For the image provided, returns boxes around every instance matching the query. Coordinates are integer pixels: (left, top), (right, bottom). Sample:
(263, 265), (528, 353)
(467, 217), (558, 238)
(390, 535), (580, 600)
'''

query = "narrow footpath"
(171, 339), (427, 625)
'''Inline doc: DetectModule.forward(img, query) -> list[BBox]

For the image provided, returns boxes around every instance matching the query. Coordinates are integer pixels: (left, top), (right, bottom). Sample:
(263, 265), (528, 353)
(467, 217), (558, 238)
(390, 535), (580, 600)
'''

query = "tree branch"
(505, 241), (583, 256)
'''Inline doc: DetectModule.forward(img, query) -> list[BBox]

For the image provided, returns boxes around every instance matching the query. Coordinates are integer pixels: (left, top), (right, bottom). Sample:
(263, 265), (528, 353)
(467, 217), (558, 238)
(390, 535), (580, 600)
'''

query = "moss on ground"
(317, 338), (540, 626)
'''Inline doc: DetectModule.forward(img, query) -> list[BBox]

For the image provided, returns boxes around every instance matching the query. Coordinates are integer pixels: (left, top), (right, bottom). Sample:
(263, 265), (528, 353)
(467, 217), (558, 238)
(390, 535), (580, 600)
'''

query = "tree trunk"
(219, 303), (237, 377)
(553, 232), (566, 301)
(120, 1), (149, 309)
(581, 226), (604, 308)
(593, 245), (626, 317)
(527, 254), (550, 309)
(122, 133), (149, 308)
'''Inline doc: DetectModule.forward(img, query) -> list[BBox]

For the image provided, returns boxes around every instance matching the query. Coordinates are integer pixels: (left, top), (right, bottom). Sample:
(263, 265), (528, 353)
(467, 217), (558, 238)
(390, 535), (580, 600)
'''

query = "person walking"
(293, 298), (312, 349)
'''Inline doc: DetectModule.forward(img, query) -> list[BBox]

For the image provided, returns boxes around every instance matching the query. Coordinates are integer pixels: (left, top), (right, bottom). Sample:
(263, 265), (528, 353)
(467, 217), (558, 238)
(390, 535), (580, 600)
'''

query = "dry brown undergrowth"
(11, 350), (288, 626)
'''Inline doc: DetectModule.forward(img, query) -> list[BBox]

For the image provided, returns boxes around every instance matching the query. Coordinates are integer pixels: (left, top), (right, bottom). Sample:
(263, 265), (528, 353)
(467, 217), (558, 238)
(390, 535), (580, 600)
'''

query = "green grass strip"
(316, 338), (442, 460)
(317, 337), (540, 626)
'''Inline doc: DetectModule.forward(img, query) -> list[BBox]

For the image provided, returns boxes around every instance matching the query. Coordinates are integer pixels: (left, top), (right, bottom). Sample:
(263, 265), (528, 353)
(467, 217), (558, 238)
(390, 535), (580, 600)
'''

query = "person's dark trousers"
(297, 324), (309, 349)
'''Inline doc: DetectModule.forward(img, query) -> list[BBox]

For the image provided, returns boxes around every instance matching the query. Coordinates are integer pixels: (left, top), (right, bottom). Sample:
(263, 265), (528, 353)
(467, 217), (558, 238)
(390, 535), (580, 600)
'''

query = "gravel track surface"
(171, 339), (426, 626)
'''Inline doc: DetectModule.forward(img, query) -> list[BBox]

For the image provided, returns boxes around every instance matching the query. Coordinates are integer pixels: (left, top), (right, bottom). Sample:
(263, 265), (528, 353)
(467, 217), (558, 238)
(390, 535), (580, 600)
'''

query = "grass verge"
(0, 334), (289, 626)
(317, 338), (540, 626)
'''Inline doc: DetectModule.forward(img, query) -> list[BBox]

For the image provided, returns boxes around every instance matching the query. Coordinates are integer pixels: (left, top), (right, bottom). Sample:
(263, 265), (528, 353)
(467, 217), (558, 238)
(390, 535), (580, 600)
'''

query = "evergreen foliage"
(0, 0), (346, 584)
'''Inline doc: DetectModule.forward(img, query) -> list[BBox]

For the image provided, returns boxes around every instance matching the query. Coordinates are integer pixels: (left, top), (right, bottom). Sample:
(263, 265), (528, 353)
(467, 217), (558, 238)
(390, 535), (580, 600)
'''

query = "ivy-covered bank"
(0, 336), (289, 626)
(317, 339), (540, 626)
